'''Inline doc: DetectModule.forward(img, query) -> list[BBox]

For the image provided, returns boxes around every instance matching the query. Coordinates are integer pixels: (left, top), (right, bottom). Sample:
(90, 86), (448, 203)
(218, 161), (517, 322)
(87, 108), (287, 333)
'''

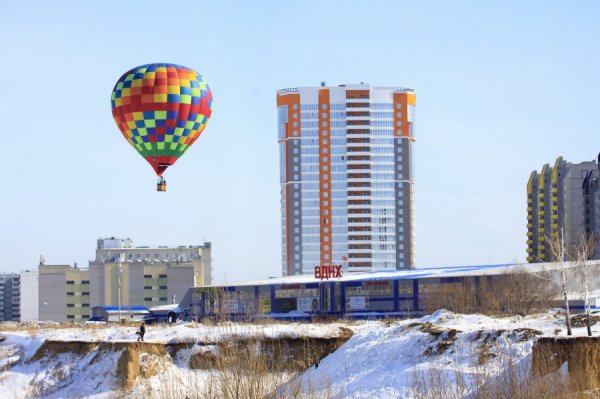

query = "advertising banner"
(275, 297), (297, 313)
(258, 298), (271, 314)
(297, 297), (319, 313)
(349, 296), (367, 311)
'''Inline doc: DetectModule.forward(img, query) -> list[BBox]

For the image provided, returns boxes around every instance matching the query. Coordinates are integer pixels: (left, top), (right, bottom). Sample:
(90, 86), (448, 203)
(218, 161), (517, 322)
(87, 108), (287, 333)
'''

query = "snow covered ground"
(0, 310), (596, 398)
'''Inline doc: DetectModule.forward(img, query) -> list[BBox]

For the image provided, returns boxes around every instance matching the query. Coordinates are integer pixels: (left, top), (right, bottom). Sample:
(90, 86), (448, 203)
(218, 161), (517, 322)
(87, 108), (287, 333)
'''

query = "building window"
(144, 286), (152, 289)
(66, 281), (74, 285)
(82, 292), (89, 296)
(159, 286), (167, 289)
(159, 274), (167, 278)
(144, 274), (152, 278)
(144, 297), (152, 301)
(67, 315), (75, 319)
(82, 303), (90, 307)
(67, 292), (75, 296)
(67, 304), (75, 308)
(81, 280), (89, 284)
(159, 297), (168, 301)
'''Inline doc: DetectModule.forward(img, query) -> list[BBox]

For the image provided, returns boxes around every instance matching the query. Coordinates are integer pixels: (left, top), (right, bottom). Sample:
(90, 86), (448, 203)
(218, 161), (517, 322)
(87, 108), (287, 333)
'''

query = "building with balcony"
(527, 155), (600, 262)
(277, 83), (416, 275)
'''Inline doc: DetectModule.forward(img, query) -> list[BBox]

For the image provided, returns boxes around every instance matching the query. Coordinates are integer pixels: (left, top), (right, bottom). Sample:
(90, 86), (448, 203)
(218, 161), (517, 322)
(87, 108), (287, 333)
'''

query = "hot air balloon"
(110, 63), (213, 191)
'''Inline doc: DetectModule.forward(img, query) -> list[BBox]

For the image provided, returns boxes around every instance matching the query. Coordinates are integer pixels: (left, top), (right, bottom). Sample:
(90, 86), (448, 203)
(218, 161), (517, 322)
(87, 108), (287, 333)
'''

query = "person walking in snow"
(136, 322), (146, 342)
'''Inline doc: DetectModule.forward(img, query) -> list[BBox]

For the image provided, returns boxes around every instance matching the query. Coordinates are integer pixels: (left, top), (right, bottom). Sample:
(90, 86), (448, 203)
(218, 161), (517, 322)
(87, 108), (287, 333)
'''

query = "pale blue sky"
(0, 1), (598, 283)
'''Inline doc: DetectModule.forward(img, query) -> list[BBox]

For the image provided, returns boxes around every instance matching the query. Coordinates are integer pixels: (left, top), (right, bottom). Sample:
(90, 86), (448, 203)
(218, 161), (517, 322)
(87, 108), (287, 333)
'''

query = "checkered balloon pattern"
(111, 63), (213, 176)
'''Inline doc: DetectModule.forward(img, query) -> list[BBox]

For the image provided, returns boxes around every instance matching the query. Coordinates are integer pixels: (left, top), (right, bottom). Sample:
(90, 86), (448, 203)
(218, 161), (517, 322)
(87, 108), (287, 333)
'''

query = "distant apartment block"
(527, 155), (600, 262)
(277, 83), (416, 275)
(0, 273), (20, 321)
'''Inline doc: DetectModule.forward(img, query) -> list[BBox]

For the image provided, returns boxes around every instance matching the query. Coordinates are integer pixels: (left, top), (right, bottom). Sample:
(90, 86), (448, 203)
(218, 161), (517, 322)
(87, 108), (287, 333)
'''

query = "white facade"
(19, 270), (39, 322)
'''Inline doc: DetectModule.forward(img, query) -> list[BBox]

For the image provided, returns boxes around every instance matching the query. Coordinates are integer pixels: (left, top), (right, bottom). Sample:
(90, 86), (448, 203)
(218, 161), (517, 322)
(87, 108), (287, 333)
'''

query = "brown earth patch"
(187, 330), (353, 371)
(29, 341), (99, 362)
(408, 323), (461, 356)
(532, 336), (600, 391)
(111, 342), (170, 390)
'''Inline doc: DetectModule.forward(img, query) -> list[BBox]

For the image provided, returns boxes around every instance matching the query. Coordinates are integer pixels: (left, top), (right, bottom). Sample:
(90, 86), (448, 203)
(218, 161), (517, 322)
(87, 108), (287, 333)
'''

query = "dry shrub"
(423, 268), (558, 316)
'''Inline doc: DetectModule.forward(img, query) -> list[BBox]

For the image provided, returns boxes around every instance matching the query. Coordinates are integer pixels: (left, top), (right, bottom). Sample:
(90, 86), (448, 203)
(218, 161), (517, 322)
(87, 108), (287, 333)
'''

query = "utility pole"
(118, 254), (123, 323)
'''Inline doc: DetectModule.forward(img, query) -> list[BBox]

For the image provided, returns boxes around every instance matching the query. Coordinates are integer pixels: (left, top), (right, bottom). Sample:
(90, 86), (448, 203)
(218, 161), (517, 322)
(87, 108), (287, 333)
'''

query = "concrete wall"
(167, 266), (195, 305)
(19, 271), (38, 322)
(39, 272), (67, 322)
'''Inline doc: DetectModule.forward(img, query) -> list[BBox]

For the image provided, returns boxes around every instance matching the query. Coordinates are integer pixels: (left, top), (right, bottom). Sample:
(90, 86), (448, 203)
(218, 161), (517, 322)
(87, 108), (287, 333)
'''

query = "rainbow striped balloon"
(111, 63), (213, 176)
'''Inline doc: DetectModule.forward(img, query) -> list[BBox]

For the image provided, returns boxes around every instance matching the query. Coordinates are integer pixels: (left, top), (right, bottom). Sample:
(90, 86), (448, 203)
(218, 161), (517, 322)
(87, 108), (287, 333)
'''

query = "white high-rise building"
(277, 83), (416, 276)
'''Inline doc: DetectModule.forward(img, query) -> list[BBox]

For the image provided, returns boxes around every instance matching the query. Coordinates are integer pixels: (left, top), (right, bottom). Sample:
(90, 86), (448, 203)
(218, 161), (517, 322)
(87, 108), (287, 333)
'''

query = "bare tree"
(547, 229), (577, 336)
(574, 233), (598, 336)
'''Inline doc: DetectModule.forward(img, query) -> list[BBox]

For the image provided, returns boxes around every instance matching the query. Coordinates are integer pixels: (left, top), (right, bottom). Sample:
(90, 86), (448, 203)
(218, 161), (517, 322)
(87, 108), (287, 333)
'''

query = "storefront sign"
(314, 264), (342, 280)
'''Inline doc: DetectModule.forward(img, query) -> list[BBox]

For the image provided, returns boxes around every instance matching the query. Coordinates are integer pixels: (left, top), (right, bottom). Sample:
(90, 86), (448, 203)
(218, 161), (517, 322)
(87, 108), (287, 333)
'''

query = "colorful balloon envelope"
(110, 63), (212, 178)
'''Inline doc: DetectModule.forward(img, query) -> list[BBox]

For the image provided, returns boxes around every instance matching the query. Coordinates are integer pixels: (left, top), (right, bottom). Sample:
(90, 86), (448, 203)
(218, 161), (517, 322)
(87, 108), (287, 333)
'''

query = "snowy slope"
(0, 311), (595, 398)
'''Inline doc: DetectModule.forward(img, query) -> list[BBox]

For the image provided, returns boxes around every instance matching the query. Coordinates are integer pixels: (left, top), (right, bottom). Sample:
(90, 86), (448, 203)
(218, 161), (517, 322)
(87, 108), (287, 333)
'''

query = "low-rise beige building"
(39, 264), (90, 322)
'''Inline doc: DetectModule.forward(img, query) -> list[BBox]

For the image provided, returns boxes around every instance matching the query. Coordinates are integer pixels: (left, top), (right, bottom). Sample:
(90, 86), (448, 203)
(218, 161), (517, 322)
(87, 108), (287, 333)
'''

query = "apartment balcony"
(346, 147), (371, 154)
(346, 116), (370, 121)
(347, 177), (372, 183)
(347, 235), (372, 241)
(346, 99), (370, 104)
(346, 191), (371, 201)
(347, 160), (372, 166)
(346, 126), (371, 132)
(348, 244), (372, 250)
(348, 254), (373, 259)
(347, 165), (371, 171)
(347, 181), (371, 187)
(347, 248), (373, 254)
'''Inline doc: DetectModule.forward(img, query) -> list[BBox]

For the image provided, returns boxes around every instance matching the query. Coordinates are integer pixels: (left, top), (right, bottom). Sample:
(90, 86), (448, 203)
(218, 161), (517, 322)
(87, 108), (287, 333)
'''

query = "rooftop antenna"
(39, 255), (45, 267)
